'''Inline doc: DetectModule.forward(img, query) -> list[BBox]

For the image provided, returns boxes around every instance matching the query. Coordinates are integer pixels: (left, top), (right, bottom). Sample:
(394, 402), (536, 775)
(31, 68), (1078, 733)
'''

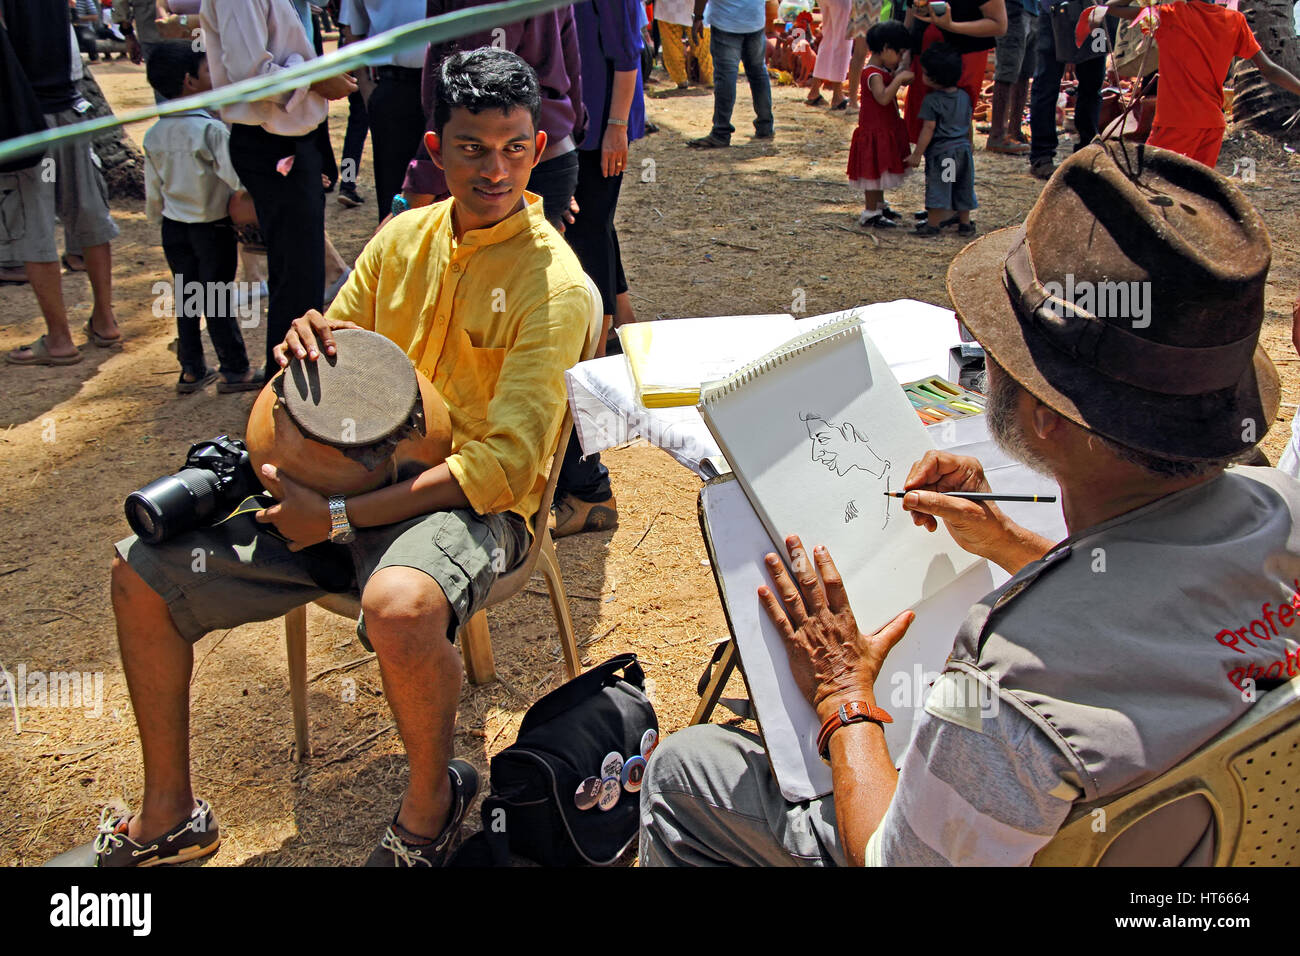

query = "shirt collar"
(454, 191), (546, 247)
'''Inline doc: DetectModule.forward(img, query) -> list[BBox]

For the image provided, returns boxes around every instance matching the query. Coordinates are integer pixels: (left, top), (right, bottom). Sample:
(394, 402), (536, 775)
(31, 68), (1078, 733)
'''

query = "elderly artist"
(640, 141), (1300, 866)
(85, 49), (590, 868)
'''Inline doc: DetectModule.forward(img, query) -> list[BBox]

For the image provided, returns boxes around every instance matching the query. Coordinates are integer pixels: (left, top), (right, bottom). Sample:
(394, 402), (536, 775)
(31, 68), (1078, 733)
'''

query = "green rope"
(0, 0), (584, 167)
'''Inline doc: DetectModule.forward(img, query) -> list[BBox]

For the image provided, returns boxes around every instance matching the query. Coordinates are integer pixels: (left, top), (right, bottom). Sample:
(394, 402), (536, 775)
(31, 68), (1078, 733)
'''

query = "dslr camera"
(125, 436), (263, 544)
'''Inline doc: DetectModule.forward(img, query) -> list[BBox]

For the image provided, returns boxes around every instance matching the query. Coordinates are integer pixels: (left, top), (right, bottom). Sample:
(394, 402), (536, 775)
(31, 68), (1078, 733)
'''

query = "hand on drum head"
(274, 310), (363, 367)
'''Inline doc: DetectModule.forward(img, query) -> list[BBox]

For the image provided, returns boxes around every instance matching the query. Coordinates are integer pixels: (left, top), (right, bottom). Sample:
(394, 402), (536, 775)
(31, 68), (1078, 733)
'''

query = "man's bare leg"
(83, 242), (121, 341)
(110, 555), (197, 840)
(16, 260), (77, 357)
(361, 566), (460, 838)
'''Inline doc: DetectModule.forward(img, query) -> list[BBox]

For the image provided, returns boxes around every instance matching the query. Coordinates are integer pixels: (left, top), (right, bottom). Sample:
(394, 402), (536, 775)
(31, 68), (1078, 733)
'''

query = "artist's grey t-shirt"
(867, 467), (1300, 866)
(920, 88), (973, 154)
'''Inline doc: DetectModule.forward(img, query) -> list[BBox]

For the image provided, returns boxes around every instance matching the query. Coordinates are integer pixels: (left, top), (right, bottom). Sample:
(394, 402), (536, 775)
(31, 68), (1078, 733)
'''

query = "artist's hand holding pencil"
(898, 451), (1054, 575)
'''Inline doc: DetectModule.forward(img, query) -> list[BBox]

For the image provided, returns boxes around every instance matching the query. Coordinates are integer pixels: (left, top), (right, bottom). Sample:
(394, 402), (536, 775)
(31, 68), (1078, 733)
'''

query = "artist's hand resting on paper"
(900, 450), (1053, 574)
(758, 534), (913, 864)
(758, 535), (914, 723)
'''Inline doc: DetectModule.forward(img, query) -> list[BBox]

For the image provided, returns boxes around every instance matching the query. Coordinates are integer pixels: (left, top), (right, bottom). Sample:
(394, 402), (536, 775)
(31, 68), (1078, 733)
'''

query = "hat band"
(1001, 227), (1257, 397)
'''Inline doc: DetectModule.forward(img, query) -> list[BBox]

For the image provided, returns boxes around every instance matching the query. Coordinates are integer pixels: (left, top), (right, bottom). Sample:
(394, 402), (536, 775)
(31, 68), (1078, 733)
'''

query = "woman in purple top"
(547, 0), (647, 538)
(568, 0), (645, 341)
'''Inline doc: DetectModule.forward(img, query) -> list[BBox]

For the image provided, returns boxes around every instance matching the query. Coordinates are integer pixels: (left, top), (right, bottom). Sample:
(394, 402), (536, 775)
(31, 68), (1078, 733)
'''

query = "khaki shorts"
(115, 508), (531, 647)
(0, 109), (119, 263)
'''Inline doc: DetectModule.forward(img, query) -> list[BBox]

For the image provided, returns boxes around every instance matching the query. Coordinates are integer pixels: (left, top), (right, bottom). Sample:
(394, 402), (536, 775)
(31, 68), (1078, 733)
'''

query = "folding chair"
(282, 275), (604, 761)
(1033, 675), (1300, 866)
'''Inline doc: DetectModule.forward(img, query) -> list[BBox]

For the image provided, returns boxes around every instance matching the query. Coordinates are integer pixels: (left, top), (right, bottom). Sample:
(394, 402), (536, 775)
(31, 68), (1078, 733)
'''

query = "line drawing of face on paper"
(800, 413), (892, 480)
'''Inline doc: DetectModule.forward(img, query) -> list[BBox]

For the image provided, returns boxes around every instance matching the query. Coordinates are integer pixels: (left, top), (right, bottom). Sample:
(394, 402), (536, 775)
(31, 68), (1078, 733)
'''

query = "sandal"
(83, 318), (123, 349)
(804, 93), (826, 106)
(216, 368), (266, 394)
(62, 253), (86, 273)
(830, 98), (849, 111)
(177, 367), (219, 394)
(6, 335), (84, 366)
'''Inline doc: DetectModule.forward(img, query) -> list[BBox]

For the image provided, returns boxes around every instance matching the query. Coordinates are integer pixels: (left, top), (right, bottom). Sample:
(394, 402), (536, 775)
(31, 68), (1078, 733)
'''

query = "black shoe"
(84, 799), (220, 867)
(1029, 160), (1055, 180)
(914, 222), (942, 237)
(337, 185), (365, 207)
(913, 209), (929, 222)
(365, 760), (479, 867)
(880, 206), (901, 221)
(753, 129), (775, 140)
(869, 215), (898, 229)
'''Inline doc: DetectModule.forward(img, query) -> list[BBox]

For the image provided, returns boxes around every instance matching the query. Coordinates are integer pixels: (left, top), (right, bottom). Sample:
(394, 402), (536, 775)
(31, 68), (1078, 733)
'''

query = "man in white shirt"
(336, 0), (428, 220)
(199, 0), (356, 377)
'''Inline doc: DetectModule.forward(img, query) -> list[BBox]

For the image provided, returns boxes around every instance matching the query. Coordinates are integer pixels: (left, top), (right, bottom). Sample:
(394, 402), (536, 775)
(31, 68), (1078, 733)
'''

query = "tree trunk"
(76, 67), (146, 200)
(1232, 0), (1300, 137)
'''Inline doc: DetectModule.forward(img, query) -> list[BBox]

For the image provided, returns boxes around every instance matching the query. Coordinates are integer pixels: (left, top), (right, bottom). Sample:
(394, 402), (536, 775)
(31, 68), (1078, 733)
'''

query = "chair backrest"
(1033, 675), (1300, 866)
(526, 273), (604, 539)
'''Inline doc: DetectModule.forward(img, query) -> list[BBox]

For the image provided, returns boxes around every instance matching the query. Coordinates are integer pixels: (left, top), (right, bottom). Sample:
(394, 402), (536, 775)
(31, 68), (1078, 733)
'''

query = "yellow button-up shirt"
(327, 192), (590, 524)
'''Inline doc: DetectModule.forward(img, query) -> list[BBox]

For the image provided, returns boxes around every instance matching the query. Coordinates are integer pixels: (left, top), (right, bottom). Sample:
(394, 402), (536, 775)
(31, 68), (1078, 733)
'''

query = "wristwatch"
(816, 700), (893, 764)
(327, 495), (356, 544)
(389, 193), (412, 217)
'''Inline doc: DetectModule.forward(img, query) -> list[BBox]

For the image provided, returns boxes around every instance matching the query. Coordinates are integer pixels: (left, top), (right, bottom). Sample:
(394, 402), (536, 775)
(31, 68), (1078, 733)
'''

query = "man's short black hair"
(145, 44), (205, 101)
(920, 42), (963, 89)
(432, 47), (542, 135)
(866, 20), (911, 54)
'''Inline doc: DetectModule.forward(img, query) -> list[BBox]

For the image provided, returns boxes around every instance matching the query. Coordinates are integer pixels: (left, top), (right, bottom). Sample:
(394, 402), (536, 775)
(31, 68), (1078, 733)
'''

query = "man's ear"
(531, 129), (548, 168)
(425, 130), (444, 171)
(1029, 400), (1062, 442)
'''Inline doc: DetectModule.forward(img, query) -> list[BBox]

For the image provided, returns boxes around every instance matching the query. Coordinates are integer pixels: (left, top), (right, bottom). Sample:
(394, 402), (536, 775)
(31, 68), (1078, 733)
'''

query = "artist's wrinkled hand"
(901, 450), (1012, 557)
(254, 465), (330, 551)
(273, 310), (362, 367)
(758, 535), (913, 721)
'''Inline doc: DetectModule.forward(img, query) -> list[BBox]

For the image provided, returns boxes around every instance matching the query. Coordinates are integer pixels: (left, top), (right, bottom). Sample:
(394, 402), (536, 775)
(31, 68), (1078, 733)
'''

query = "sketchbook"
(698, 417), (1068, 802)
(619, 314), (797, 409)
(697, 312), (981, 635)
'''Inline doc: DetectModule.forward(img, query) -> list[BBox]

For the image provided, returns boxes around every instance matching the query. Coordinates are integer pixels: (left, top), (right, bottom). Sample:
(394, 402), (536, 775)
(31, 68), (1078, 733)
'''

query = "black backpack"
(465, 653), (658, 867)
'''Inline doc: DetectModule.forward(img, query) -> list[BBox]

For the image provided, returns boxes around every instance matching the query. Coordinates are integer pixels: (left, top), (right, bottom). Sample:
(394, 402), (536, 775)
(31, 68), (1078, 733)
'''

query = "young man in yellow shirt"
(91, 49), (591, 868)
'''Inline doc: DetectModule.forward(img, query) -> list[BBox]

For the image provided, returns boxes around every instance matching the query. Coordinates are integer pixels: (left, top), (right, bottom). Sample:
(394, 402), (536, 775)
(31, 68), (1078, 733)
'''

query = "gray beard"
(985, 368), (1055, 477)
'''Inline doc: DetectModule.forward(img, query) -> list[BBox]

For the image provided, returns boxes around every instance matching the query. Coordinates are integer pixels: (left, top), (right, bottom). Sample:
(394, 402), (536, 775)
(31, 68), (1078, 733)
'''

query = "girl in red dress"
(846, 20), (915, 228)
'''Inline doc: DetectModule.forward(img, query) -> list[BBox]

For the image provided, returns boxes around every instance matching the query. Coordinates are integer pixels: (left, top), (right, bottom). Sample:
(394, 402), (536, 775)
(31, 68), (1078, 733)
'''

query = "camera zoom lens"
(124, 468), (222, 544)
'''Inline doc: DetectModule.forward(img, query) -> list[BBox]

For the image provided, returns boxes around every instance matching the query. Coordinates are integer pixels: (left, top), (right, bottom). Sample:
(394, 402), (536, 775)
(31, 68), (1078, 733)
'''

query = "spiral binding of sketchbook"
(701, 313), (867, 399)
(697, 311), (981, 635)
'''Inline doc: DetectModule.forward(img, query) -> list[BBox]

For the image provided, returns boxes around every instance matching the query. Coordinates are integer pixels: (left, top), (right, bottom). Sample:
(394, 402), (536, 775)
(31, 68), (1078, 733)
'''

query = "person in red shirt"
(1097, 0), (1300, 168)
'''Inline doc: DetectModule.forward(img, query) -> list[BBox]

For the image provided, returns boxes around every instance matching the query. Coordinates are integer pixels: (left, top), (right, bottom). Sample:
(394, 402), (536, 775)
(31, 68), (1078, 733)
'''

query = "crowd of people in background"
(4, 0), (1300, 512)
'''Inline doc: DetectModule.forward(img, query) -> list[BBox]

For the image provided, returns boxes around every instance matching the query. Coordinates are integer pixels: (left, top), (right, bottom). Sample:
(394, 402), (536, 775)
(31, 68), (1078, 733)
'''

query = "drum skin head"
(281, 328), (421, 453)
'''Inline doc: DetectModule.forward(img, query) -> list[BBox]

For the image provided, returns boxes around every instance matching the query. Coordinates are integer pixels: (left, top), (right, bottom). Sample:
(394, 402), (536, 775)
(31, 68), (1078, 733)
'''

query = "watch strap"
(816, 700), (893, 763)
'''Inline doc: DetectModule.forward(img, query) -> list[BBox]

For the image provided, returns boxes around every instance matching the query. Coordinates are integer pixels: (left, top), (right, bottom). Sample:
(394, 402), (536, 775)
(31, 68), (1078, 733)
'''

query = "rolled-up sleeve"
(598, 0), (643, 72)
(444, 283), (589, 516)
(324, 228), (382, 332)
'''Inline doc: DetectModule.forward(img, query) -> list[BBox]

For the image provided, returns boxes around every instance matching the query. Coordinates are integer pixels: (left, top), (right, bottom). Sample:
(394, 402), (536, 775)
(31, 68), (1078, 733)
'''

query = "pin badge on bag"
(640, 728), (659, 759)
(622, 755), (647, 792)
(574, 775), (602, 811)
(597, 776), (622, 811)
(601, 751), (624, 779)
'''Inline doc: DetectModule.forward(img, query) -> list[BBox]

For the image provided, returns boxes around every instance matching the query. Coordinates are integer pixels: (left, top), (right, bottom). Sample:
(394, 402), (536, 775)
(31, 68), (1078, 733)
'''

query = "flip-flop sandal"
(83, 318), (123, 349)
(6, 335), (84, 366)
(62, 254), (87, 273)
(804, 94), (826, 106)
(177, 367), (219, 394)
(830, 99), (849, 110)
(216, 368), (267, 394)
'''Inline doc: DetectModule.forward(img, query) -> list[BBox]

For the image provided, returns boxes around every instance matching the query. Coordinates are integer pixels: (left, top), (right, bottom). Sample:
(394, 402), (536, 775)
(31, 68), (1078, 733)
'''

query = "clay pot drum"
(245, 328), (452, 496)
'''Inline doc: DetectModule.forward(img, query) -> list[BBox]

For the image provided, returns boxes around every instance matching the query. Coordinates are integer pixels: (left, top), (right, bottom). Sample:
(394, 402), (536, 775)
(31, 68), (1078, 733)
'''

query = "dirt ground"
(2, 57), (1299, 867)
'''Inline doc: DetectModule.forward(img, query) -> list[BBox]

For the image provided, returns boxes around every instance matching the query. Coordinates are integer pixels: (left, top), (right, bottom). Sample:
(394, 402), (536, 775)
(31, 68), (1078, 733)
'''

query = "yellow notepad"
(619, 314), (799, 408)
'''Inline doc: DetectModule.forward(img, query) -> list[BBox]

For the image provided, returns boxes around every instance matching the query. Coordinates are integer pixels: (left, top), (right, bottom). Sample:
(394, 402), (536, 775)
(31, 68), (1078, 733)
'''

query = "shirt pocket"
(439, 329), (507, 425)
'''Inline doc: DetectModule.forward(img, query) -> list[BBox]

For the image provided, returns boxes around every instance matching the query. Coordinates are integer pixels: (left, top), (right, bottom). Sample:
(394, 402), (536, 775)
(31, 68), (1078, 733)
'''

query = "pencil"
(882, 491), (1057, 503)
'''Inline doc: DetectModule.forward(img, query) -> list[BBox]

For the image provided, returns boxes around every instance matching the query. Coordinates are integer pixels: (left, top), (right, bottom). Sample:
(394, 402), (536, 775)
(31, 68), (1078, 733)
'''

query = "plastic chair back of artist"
(1033, 675), (1300, 866)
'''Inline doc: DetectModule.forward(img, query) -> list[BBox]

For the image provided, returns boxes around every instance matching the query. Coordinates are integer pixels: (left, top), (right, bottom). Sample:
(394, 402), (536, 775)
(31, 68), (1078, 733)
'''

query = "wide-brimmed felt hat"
(947, 141), (1278, 462)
